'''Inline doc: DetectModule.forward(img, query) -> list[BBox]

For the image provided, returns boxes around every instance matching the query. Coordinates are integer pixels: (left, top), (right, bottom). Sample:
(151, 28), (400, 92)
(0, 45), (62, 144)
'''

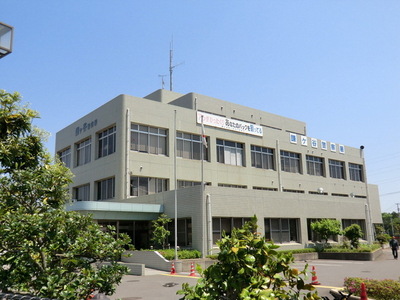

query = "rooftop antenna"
(158, 74), (167, 89)
(169, 38), (184, 91)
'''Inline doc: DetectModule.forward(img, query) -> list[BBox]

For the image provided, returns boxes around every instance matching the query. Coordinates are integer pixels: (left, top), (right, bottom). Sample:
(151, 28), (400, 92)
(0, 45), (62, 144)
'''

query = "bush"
(343, 224), (363, 249)
(158, 249), (202, 260)
(322, 244), (380, 253)
(344, 277), (400, 300)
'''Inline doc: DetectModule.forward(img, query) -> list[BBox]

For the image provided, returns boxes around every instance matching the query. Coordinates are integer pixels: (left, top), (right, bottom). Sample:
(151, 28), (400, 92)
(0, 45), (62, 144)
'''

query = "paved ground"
(110, 248), (399, 300)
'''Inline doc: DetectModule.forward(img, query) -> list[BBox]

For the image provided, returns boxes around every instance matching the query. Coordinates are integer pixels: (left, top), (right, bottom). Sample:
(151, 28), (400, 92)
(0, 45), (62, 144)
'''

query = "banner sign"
(197, 111), (263, 137)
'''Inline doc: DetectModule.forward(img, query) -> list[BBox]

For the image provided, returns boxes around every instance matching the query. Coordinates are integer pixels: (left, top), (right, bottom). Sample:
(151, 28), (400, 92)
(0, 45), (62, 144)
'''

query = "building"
(56, 89), (382, 254)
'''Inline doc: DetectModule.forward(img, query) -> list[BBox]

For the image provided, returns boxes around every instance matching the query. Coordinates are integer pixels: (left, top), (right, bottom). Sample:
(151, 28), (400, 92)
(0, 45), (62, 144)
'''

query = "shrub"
(322, 244), (380, 253)
(343, 224), (363, 249)
(158, 249), (202, 260)
(344, 277), (400, 300)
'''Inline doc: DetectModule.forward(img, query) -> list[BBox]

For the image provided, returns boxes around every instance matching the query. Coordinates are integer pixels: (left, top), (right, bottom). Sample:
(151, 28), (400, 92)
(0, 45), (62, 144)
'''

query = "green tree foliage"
(310, 219), (342, 245)
(343, 224), (363, 249)
(151, 213), (171, 249)
(177, 216), (319, 300)
(382, 212), (400, 236)
(0, 90), (131, 299)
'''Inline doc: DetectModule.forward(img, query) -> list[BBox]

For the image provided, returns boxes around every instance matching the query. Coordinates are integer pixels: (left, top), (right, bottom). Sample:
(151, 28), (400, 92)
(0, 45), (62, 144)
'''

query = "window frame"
(329, 159), (345, 179)
(73, 184), (90, 201)
(176, 131), (208, 161)
(306, 155), (324, 176)
(251, 145), (274, 170)
(98, 126), (116, 158)
(349, 163), (363, 182)
(130, 123), (167, 155)
(96, 177), (115, 200)
(280, 150), (301, 173)
(76, 137), (92, 167)
(130, 176), (168, 197)
(58, 147), (71, 168)
(216, 139), (245, 166)
(265, 218), (299, 244)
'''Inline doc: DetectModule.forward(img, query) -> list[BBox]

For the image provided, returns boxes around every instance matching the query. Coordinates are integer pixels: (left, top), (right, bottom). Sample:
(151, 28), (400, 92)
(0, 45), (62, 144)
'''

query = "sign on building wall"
(197, 111), (263, 137)
(289, 133), (346, 154)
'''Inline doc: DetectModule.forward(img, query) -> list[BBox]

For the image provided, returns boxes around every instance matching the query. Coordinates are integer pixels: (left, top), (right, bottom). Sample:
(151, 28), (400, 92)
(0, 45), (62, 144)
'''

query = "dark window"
(306, 155), (324, 176)
(265, 218), (299, 243)
(98, 126), (116, 158)
(176, 131), (208, 161)
(74, 184), (90, 201)
(280, 150), (301, 173)
(349, 163), (363, 182)
(131, 123), (167, 155)
(216, 139), (244, 166)
(58, 147), (71, 168)
(212, 217), (251, 243)
(329, 159), (345, 179)
(130, 176), (168, 196)
(251, 145), (274, 170)
(96, 177), (115, 200)
(76, 138), (91, 166)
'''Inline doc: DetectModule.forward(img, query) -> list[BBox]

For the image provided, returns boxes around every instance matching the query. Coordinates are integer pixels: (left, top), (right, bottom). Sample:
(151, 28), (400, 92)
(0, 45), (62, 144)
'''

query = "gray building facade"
(56, 89), (382, 254)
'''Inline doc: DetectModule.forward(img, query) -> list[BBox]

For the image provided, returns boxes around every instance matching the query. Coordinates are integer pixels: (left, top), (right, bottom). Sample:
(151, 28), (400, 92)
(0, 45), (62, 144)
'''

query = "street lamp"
(0, 22), (14, 59)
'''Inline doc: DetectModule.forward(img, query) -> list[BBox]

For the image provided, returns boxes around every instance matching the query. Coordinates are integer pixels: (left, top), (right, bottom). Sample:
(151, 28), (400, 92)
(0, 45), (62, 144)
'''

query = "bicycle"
(321, 290), (353, 300)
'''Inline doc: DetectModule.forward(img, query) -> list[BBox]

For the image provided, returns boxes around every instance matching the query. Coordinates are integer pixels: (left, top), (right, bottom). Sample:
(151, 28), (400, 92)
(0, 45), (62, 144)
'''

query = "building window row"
(58, 125), (116, 169)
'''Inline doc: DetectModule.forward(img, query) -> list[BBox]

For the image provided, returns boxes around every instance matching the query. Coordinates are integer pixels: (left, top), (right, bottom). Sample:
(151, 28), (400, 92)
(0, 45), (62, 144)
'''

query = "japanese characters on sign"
(197, 111), (263, 137)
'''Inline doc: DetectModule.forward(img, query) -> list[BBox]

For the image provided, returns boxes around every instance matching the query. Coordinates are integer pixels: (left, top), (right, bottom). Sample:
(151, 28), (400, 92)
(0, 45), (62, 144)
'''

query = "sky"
(1, 1), (399, 213)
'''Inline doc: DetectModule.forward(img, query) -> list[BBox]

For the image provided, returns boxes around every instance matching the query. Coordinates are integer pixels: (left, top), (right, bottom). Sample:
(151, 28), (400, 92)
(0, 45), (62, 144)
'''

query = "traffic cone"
(311, 266), (320, 285)
(189, 262), (196, 277)
(360, 282), (368, 300)
(170, 262), (176, 275)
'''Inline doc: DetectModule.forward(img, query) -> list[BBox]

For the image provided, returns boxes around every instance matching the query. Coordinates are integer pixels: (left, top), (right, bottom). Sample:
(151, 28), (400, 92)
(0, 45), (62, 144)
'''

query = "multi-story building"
(56, 89), (382, 254)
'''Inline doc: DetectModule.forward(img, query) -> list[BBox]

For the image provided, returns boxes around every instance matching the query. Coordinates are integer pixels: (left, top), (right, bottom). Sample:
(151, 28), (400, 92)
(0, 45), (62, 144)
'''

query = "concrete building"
(56, 89), (382, 254)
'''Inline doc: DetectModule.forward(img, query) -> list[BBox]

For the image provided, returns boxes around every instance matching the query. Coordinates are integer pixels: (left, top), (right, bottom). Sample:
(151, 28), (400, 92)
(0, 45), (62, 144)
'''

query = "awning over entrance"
(66, 201), (163, 221)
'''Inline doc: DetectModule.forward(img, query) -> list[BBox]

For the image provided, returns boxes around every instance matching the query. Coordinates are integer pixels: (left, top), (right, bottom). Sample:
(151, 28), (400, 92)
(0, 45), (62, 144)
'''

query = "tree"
(0, 90), (131, 299)
(177, 216), (319, 300)
(310, 219), (342, 245)
(343, 224), (363, 249)
(151, 213), (171, 249)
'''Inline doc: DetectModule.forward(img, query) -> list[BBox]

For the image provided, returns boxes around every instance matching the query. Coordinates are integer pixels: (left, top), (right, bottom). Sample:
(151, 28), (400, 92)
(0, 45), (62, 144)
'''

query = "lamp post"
(0, 22), (13, 59)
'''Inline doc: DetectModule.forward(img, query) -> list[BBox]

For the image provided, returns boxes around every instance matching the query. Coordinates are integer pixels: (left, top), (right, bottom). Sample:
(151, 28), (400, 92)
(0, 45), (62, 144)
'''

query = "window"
(251, 145), (274, 170)
(98, 126), (116, 158)
(168, 218), (192, 247)
(58, 147), (71, 168)
(73, 184), (90, 201)
(177, 180), (201, 189)
(280, 150), (301, 173)
(218, 183), (247, 189)
(176, 131), (208, 161)
(342, 219), (366, 238)
(306, 155), (324, 176)
(349, 163), (363, 182)
(216, 139), (244, 166)
(76, 138), (91, 166)
(131, 123), (167, 155)
(265, 218), (299, 243)
(130, 176), (168, 196)
(329, 159), (345, 179)
(212, 217), (251, 243)
(96, 177), (115, 200)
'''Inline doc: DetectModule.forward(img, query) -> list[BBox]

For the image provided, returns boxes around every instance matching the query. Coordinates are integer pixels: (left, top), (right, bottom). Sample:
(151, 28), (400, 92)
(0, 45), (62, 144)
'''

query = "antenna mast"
(169, 39), (184, 91)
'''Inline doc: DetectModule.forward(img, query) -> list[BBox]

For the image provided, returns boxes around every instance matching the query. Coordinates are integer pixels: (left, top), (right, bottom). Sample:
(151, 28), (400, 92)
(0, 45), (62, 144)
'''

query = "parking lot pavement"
(110, 248), (397, 300)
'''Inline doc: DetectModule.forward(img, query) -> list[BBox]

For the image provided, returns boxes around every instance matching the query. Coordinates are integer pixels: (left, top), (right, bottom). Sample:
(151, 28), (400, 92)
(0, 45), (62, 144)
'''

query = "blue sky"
(2, 1), (399, 212)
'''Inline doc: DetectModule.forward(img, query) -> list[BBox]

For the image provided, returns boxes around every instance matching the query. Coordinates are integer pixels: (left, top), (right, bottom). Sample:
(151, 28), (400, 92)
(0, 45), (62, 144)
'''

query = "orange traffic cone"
(189, 262), (196, 277)
(170, 262), (176, 275)
(311, 266), (320, 285)
(360, 282), (368, 300)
